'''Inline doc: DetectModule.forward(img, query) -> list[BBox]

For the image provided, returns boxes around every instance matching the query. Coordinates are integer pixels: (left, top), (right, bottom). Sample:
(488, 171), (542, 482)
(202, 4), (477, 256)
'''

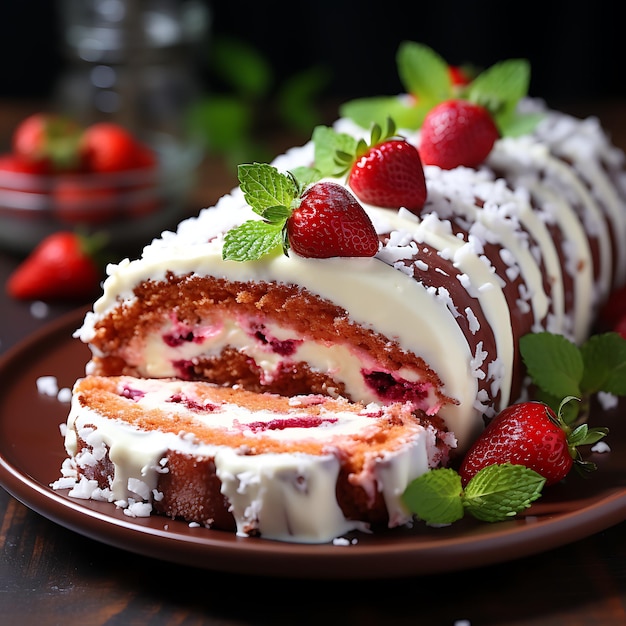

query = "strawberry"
(286, 181), (379, 258)
(418, 99), (500, 169)
(80, 122), (148, 172)
(222, 164), (380, 262)
(448, 65), (471, 86)
(348, 139), (426, 213)
(6, 231), (103, 301)
(334, 119), (427, 214)
(12, 112), (83, 172)
(0, 152), (50, 176)
(53, 176), (119, 225)
(458, 400), (607, 487)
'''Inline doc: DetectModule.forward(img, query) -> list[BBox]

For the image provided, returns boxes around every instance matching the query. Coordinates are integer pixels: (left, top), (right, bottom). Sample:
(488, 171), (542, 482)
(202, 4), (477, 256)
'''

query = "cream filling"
(59, 380), (438, 544)
(141, 319), (441, 414)
(84, 244), (482, 449)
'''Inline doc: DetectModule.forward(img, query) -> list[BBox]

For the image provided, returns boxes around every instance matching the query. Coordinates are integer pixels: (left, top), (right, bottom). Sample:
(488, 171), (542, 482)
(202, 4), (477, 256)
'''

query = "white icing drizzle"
(57, 376), (446, 543)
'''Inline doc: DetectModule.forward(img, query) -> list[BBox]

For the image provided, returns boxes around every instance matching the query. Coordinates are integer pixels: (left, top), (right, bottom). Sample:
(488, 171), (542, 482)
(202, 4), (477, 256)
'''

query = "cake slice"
(53, 375), (455, 543)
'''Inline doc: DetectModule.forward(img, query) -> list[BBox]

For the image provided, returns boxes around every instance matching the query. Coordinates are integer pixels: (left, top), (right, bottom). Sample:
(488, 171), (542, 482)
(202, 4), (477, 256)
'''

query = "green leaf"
(186, 96), (253, 152)
(402, 468), (465, 525)
(500, 112), (545, 138)
(463, 464), (545, 522)
(312, 125), (357, 177)
(238, 163), (298, 215)
(339, 96), (428, 131)
(569, 423), (608, 447)
(466, 58), (531, 132)
(211, 36), (272, 99)
(289, 166), (322, 191)
(580, 332), (626, 395)
(396, 41), (452, 106)
(276, 65), (331, 133)
(222, 220), (284, 262)
(519, 332), (583, 399)
(259, 205), (291, 223)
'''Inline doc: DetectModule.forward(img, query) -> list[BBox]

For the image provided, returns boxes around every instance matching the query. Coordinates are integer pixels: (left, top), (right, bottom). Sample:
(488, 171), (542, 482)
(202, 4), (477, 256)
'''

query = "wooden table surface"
(2, 97), (626, 625)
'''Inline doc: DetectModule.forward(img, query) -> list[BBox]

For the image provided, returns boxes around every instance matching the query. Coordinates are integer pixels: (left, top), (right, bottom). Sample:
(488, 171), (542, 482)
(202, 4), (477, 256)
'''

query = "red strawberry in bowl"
(12, 112), (83, 173)
(419, 99), (500, 169)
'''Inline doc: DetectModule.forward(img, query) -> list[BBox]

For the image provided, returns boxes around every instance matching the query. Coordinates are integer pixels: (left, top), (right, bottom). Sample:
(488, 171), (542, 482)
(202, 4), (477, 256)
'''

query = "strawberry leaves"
(311, 119), (427, 213)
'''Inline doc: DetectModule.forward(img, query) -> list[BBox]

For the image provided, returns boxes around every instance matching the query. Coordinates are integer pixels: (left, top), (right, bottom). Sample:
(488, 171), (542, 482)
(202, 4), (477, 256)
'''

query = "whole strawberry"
(419, 99), (500, 169)
(348, 139), (426, 213)
(287, 182), (379, 258)
(332, 119), (427, 214)
(222, 164), (379, 262)
(6, 231), (103, 301)
(12, 112), (83, 172)
(80, 122), (149, 172)
(459, 400), (607, 487)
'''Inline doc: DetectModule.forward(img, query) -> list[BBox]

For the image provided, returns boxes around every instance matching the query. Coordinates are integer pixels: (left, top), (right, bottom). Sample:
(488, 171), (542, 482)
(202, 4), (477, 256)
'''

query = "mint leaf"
(502, 112), (545, 138)
(260, 205), (291, 223)
(467, 59), (529, 113)
(238, 163), (297, 215)
(396, 41), (452, 106)
(402, 468), (464, 525)
(312, 125), (357, 177)
(580, 332), (626, 396)
(222, 219), (284, 261)
(340, 42), (538, 136)
(520, 332), (583, 399)
(463, 463), (545, 522)
(339, 96), (428, 131)
(289, 165), (322, 190)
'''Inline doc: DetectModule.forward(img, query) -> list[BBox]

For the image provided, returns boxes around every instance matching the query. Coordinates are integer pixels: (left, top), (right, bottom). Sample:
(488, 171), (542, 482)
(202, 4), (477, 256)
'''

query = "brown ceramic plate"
(1, 307), (626, 580)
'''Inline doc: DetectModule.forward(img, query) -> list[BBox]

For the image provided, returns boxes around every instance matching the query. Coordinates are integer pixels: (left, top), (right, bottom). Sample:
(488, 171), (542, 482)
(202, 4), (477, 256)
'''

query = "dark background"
(1, 1), (623, 106)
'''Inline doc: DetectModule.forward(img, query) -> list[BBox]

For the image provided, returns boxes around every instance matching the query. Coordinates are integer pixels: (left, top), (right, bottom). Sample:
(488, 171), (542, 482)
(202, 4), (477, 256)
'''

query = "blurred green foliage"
(187, 36), (330, 166)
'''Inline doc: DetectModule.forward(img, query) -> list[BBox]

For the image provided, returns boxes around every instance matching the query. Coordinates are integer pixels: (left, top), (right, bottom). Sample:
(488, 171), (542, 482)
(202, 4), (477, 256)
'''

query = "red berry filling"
(235, 416), (337, 433)
(248, 322), (300, 356)
(121, 386), (145, 400)
(163, 330), (196, 347)
(363, 370), (430, 404)
(166, 393), (218, 412)
(172, 359), (195, 380)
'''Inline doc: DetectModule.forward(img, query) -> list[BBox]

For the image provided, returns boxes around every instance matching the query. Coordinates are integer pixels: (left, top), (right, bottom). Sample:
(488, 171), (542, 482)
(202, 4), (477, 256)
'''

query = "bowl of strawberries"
(0, 112), (200, 254)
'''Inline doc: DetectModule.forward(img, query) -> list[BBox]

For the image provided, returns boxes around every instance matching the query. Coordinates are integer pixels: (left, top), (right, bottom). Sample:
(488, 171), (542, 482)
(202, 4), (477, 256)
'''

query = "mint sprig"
(222, 163), (321, 261)
(520, 331), (626, 422)
(403, 463), (545, 525)
(339, 40), (541, 137)
(402, 330), (623, 527)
